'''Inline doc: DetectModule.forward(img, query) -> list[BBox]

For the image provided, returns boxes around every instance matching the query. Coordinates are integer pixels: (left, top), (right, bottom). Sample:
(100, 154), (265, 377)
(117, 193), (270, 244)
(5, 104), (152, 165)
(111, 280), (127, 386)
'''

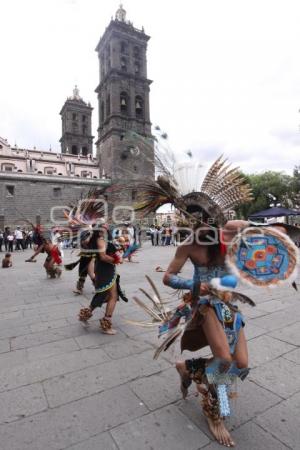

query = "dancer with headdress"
(26, 227), (62, 278)
(64, 188), (128, 334)
(64, 188), (107, 294)
(78, 221), (128, 334)
(123, 130), (299, 447)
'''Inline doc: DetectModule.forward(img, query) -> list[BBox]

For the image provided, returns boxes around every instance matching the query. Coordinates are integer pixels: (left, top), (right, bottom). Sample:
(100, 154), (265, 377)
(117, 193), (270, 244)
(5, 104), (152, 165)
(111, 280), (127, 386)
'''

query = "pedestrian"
(161, 226), (166, 246)
(126, 223), (135, 245)
(27, 230), (33, 249)
(165, 226), (171, 245)
(138, 226), (142, 246)
(3, 227), (10, 251)
(7, 232), (14, 252)
(0, 230), (3, 252)
(171, 224), (178, 246)
(156, 226), (162, 245)
(149, 225), (156, 246)
(14, 226), (24, 251)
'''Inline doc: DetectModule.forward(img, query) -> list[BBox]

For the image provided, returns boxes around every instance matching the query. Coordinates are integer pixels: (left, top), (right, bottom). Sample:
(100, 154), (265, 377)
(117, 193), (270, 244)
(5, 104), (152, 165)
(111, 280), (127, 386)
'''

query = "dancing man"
(129, 150), (253, 447)
(122, 128), (300, 447)
(78, 222), (128, 335)
(26, 230), (62, 278)
(163, 217), (249, 447)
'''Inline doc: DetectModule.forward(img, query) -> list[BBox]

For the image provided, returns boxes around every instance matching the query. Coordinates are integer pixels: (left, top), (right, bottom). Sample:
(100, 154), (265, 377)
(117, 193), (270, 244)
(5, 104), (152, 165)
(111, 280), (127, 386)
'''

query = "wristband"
(168, 274), (194, 290)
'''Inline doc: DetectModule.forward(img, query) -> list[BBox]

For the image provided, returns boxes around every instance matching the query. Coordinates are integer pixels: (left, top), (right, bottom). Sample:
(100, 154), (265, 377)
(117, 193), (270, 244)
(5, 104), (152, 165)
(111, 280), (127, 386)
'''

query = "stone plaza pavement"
(0, 243), (299, 450)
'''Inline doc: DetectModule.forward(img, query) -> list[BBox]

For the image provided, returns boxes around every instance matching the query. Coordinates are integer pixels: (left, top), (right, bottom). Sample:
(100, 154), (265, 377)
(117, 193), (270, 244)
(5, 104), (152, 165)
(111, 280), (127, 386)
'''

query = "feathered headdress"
(64, 187), (108, 230)
(123, 129), (253, 225)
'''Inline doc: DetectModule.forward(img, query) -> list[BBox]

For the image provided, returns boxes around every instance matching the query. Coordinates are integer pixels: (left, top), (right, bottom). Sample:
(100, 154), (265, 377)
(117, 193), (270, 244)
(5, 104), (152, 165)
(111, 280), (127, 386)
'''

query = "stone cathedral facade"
(95, 5), (154, 183)
(0, 6), (154, 228)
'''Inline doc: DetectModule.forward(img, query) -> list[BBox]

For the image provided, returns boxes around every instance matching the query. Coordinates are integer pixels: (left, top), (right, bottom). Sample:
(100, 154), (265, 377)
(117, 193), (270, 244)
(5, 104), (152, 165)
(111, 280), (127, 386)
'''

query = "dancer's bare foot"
(176, 361), (191, 399)
(101, 327), (117, 335)
(206, 417), (235, 447)
(73, 288), (83, 295)
(99, 317), (117, 335)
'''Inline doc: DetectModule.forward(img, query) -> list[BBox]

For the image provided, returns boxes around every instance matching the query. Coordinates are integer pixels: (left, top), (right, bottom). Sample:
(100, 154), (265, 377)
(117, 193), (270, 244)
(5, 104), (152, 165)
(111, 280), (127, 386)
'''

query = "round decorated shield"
(226, 227), (299, 287)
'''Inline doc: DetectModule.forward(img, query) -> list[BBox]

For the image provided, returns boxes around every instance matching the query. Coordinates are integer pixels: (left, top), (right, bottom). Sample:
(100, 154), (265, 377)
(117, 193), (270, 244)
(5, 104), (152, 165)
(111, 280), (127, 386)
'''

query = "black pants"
(15, 239), (24, 250)
(8, 241), (13, 252)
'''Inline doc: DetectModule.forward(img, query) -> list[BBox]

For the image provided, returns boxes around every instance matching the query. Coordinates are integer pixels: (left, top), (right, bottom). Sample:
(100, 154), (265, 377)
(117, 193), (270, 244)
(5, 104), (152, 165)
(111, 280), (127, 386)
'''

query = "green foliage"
(236, 169), (300, 219)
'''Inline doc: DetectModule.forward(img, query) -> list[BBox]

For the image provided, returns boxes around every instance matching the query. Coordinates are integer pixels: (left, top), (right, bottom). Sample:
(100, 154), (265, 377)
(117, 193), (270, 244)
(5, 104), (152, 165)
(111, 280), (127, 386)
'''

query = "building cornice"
(0, 172), (110, 186)
(95, 70), (152, 93)
(96, 20), (150, 52)
(1, 149), (98, 165)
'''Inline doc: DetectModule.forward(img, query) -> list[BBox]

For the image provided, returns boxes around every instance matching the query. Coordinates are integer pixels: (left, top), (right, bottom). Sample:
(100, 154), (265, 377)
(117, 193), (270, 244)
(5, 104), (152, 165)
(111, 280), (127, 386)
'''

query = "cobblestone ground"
(0, 242), (299, 449)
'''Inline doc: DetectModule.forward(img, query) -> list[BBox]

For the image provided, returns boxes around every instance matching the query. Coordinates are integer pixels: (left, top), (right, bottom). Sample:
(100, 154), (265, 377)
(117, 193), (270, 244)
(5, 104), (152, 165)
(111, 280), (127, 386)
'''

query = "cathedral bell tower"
(60, 86), (94, 156)
(95, 5), (154, 183)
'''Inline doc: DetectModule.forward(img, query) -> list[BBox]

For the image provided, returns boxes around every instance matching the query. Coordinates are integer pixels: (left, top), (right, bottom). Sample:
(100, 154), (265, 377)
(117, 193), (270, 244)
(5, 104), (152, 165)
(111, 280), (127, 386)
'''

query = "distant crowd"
(0, 226), (34, 252)
(148, 225), (179, 246)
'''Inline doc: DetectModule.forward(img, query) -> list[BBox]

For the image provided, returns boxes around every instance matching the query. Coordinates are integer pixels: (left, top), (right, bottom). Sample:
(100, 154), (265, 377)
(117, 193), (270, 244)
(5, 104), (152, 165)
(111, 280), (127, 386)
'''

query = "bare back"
(163, 220), (248, 280)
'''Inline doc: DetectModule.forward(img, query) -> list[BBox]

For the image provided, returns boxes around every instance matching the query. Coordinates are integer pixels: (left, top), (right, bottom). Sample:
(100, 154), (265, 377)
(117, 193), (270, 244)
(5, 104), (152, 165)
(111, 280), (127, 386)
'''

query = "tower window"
(82, 125), (87, 135)
(101, 101), (105, 123)
(120, 41), (128, 54)
(135, 96), (143, 118)
(106, 94), (111, 116)
(134, 62), (140, 75)
(82, 115), (86, 122)
(133, 165), (137, 172)
(132, 190), (137, 201)
(72, 122), (78, 133)
(82, 147), (88, 156)
(120, 92), (129, 114)
(120, 56), (127, 71)
(6, 185), (15, 197)
(133, 46), (140, 59)
(71, 145), (78, 155)
(72, 113), (77, 120)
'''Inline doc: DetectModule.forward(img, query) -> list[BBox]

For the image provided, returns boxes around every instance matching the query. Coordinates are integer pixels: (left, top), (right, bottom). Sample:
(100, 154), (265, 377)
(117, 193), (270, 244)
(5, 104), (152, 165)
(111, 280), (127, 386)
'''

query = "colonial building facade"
(0, 5), (154, 228)
(0, 134), (109, 229)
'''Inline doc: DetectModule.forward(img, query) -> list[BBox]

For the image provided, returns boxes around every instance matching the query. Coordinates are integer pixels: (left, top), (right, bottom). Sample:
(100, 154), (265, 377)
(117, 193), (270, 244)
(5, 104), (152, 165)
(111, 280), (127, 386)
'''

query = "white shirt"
(14, 230), (23, 239)
(126, 227), (135, 245)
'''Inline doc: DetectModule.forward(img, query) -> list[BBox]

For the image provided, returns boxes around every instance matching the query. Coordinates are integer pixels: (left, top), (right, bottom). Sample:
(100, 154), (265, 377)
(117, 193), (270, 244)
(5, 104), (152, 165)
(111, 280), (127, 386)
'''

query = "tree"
(236, 171), (297, 218)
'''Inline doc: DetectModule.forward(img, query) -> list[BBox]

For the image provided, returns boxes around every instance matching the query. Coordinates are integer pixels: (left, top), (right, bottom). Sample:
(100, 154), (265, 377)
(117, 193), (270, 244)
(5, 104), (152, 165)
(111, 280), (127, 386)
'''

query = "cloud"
(271, 128), (300, 146)
(1, 0), (300, 177)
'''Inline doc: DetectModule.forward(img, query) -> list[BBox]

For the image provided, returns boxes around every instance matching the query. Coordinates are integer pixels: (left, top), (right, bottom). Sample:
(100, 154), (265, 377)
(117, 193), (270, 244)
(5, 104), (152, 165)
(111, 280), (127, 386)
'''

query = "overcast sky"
(1, 0), (300, 175)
